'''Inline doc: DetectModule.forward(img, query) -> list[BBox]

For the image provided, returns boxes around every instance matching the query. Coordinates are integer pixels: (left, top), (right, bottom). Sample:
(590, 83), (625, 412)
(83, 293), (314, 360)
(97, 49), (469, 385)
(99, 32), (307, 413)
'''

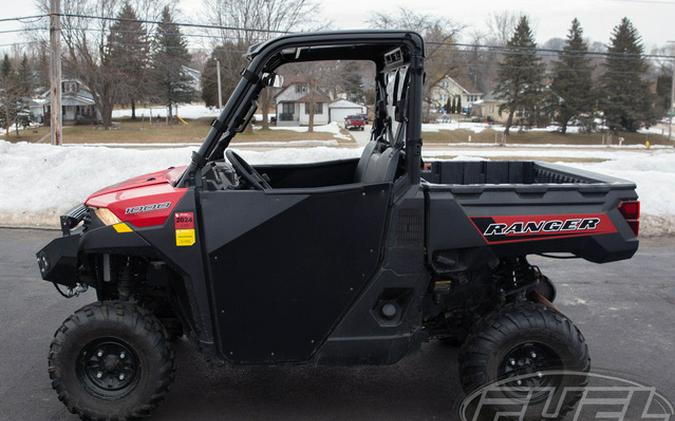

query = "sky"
(0, 0), (673, 52)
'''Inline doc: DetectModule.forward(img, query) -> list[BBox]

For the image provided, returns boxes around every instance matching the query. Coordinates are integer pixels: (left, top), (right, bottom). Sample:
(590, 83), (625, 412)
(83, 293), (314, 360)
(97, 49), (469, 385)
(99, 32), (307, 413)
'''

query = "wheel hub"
(77, 338), (139, 398)
(499, 342), (563, 401)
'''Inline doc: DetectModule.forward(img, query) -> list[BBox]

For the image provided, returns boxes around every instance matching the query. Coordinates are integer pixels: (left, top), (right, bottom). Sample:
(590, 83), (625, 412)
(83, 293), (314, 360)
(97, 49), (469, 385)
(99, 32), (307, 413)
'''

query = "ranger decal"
(471, 214), (617, 244)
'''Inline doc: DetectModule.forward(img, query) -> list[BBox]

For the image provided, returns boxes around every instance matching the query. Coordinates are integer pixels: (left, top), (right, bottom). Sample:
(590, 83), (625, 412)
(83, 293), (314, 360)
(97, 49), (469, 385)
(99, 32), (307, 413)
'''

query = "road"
(349, 124), (372, 146)
(0, 228), (673, 420)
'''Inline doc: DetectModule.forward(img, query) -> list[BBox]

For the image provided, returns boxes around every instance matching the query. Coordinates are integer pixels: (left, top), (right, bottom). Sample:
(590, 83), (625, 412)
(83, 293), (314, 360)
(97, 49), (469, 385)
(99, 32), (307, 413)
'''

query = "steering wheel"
(225, 149), (271, 190)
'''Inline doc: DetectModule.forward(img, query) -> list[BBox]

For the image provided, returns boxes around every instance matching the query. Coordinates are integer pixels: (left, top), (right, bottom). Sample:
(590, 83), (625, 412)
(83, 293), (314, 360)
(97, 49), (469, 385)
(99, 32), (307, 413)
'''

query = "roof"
(447, 75), (482, 95)
(329, 99), (365, 109)
(297, 91), (331, 103)
(61, 94), (96, 106)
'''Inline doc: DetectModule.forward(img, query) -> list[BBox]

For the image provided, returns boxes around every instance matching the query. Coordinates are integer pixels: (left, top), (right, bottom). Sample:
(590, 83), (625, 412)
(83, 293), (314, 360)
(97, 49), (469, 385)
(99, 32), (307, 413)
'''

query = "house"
(431, 76), (484, 114)
(274, 78), (330, 126)
(42, 79), (100, 125)
(327, 99), (367, 123)
(470, 99), (508, 123)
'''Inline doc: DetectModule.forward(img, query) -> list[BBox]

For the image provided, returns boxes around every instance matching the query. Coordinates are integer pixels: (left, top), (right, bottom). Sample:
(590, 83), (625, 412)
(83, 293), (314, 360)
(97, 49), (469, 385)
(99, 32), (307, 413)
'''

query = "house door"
(199, 183), (390, 363)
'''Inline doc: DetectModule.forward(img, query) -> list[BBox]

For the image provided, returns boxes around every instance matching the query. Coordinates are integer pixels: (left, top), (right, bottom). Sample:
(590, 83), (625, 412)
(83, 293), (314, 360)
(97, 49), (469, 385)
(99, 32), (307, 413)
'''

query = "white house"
(431, 76), (484, 113)
(274, 79), (331, 126)
(42, 79), (100, 125)
(327, 99), (367, 123)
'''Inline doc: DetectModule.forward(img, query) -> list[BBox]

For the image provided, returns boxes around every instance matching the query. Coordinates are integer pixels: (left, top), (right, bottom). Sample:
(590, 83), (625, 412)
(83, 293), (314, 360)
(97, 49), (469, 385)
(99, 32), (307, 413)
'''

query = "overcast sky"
(1, 0), (673, 52)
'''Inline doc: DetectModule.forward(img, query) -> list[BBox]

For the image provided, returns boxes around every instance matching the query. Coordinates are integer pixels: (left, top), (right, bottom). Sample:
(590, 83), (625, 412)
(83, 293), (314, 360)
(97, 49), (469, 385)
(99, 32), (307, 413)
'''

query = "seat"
(353, 140), (400, 184)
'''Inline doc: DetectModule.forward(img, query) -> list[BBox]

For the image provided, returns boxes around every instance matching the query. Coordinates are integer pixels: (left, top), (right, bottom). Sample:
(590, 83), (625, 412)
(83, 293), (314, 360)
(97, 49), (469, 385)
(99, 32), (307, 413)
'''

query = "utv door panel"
(200, 184), (391, 363)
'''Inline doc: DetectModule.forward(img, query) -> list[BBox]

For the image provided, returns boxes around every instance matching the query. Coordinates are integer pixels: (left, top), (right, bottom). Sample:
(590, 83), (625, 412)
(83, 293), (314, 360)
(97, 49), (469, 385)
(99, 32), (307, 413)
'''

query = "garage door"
(330, 107), (362, 124)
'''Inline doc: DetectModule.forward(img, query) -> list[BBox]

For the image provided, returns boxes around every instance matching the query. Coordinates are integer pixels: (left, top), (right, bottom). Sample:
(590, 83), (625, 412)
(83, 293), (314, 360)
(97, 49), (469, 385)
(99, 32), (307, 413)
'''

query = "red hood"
(85, 166), (188, 228)
(87, 166), (187, 198)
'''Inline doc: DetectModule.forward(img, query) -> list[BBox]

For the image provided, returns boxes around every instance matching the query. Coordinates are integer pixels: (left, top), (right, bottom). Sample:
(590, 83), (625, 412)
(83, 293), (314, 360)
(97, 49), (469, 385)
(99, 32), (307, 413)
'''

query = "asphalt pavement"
(0, 228), (673, 420)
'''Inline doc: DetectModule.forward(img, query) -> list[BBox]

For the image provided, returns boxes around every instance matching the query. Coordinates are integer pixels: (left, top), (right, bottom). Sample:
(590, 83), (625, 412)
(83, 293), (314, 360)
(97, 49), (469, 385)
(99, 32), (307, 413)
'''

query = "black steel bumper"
(36, 204), (87, 287)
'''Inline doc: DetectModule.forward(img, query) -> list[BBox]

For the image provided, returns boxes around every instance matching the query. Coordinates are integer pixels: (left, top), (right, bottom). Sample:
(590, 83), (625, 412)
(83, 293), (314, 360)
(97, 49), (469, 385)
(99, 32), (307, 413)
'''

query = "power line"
(0, 27), (45, 35)
(0, 14), (48, 23)
(428, 41), (675, 60)
(56, 12), (292, 35)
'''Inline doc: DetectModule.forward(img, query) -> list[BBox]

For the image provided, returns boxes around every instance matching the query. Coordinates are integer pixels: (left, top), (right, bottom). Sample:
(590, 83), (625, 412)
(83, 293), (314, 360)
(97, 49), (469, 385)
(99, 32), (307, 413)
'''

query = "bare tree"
(200, 0), (322, 129)
(369, 7), (464, 121)
(485, 11), (520, 46)
(35, 0), (169, 128)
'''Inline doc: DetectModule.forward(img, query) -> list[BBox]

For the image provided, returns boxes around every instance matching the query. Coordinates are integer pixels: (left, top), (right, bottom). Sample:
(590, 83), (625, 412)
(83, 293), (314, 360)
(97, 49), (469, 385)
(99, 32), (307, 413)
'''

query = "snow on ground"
(422, 121), (672, 137)
(112, 104), (352, 140)
(111, 104), (221, 120)
(0, 140), (673, 235)
(422, 122), (586, 134)
(269, 121), (352, 140)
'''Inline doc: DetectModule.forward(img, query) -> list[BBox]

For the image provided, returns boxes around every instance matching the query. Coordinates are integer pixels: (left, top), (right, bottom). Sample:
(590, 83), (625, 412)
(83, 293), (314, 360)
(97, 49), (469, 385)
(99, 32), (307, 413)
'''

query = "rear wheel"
(459, 302), (590, 420)
(48, 301), (175, 420)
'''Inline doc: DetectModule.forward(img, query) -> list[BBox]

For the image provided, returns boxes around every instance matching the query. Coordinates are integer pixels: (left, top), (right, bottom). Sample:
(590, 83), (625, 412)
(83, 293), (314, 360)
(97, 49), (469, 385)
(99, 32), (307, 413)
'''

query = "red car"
(344, 114), (366, 130)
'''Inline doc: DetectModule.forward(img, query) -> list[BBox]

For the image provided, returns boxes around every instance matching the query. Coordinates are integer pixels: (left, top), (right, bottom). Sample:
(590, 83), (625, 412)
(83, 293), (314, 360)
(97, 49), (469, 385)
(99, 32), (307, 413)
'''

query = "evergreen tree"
(600, 18), (655, 132)
(201, 43), (246, 108)
(341, 61), (364, 103)
(456, 95), (463, 115)
(450, 96), (457, 114)
(150, 6), (194, 119)
(108, 2), (150, 120)
(445, 97), (451, 114)
(550, 19), (594, 134)
(1, 55), (16, 133)
(494, 16), (545, 135)
(17, 54), (33, 98)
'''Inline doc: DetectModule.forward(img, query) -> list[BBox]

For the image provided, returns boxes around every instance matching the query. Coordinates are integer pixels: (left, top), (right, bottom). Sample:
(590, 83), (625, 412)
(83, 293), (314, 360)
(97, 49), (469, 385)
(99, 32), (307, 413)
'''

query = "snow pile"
(573, 151), (675, 236)
(0, 141), (360, 227)
(0, 140), (673, 236)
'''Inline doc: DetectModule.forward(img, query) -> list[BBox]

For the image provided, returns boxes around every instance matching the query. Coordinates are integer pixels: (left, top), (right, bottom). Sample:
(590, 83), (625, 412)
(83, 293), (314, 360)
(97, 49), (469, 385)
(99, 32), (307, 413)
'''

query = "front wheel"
(48, 301), (175, 420)
(458, 302), (590, 420)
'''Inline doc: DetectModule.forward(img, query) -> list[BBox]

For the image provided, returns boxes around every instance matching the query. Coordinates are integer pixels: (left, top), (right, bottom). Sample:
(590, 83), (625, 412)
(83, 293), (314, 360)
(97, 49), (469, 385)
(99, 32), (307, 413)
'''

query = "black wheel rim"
(498, 342), (563, 402)
(77, 338), (140, 399)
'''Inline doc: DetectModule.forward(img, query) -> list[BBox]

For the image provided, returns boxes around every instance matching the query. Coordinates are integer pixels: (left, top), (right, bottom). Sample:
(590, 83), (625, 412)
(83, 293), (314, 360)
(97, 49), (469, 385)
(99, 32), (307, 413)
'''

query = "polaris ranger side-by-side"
(37, 31), (640, 420)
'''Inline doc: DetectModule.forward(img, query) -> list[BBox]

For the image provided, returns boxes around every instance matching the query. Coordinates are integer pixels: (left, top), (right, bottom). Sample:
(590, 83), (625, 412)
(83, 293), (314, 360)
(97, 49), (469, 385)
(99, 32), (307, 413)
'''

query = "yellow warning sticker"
(175, 229), (196, 247)
(112, 222), (133, 233)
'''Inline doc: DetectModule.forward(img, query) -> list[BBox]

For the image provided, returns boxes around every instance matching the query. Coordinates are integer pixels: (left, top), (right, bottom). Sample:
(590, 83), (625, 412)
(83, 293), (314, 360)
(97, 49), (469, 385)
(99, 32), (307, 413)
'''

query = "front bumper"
(36, 204), (88, 287)
(36, 234), (81, 287)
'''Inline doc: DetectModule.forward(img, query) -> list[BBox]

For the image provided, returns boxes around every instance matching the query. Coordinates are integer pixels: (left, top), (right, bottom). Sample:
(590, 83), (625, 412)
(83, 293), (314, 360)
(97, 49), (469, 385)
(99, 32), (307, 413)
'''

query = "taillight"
(619, 200), (640, 236)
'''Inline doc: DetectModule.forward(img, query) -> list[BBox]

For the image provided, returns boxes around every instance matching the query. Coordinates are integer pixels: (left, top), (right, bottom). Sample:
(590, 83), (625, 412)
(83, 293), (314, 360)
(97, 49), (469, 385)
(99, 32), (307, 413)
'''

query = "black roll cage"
(177, 30), (425, 188)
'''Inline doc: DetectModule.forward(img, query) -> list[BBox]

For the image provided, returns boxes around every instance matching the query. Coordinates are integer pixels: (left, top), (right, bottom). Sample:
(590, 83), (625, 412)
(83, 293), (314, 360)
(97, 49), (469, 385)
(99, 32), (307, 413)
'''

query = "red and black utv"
(37, 31), (640, 420)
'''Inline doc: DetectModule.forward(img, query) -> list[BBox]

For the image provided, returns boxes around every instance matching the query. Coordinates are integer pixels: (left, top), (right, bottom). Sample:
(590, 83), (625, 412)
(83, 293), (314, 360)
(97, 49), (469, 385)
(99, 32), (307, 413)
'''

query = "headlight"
(94, 208), (121, 226)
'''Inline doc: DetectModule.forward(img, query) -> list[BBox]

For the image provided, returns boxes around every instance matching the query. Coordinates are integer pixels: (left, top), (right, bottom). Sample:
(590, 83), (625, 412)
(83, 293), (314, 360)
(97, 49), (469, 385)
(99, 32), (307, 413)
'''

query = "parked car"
(37, 30), (639, 420)
(344, 114), (367, 130)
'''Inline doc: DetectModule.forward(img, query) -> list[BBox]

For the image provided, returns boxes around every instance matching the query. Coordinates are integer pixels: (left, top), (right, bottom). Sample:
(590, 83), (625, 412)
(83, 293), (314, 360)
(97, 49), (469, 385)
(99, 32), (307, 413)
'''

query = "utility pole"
(49, 0), (62, 145)
(216, 59), (223, 109)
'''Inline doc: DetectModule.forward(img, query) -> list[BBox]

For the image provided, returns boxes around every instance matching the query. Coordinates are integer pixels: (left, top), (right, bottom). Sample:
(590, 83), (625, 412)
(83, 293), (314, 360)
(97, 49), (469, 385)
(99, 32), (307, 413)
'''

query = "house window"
(63, 81), (78, 93)
(281, 102), (294, 114)
(294, 84), (308, 94)
(304, 102), (323, 114)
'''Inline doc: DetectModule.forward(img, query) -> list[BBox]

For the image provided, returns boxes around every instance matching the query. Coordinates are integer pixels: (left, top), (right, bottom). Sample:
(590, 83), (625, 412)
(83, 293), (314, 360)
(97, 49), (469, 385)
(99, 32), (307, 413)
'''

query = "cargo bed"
(422, 160), (639, 264)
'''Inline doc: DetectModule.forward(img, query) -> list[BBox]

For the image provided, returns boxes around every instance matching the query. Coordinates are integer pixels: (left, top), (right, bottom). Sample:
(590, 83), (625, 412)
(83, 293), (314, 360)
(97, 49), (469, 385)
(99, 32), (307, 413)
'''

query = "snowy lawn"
(0, 140), (673, 236)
